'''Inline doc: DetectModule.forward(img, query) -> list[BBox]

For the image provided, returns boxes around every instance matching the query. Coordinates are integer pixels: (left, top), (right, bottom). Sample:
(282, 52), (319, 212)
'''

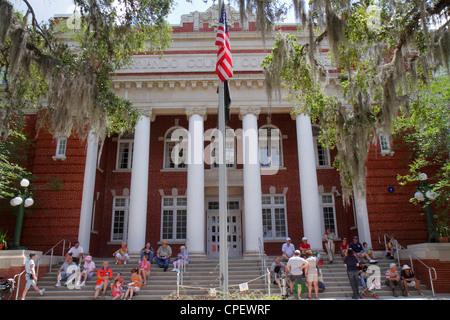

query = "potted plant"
(0, 228), (10, 250)
(435, 221), (449, 243)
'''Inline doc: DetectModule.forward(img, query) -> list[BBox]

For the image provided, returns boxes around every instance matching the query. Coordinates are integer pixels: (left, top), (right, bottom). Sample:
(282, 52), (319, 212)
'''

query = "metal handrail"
(379, 233), (437, 296)
(12, 239), (71, 299)
(12, 270), (26, 300)
(36, 239), (72, 274)
(257, 237), (267, 284)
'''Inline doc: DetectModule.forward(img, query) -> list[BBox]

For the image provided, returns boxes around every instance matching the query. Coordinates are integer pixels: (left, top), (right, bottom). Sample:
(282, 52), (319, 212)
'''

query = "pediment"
(180, 5), (256, 31)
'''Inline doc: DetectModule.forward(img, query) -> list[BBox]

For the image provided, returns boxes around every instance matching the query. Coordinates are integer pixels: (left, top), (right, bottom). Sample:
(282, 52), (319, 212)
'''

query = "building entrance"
(206, 198), (242, 258)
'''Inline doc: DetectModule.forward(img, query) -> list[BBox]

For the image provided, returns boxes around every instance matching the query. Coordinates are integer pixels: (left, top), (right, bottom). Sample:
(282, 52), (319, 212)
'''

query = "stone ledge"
(401, 243), (450, 262)
(0, 250), (57, 269)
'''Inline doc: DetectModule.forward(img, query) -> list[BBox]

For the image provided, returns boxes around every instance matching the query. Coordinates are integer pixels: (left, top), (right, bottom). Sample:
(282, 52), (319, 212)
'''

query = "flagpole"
(217, 0), (229, 298)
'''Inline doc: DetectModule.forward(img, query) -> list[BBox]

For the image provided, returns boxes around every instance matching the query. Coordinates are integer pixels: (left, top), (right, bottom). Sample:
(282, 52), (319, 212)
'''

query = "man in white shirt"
(21, 252), (45, 300)
(282, 237), (295, 262)
(287, 250), (309, 299)
(55, 255), (77, 287)
(66, 241), (84, 265)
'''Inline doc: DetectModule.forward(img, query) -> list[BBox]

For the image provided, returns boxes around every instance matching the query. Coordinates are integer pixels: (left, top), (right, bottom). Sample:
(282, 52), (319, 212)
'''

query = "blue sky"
(10, 0), (295, 24)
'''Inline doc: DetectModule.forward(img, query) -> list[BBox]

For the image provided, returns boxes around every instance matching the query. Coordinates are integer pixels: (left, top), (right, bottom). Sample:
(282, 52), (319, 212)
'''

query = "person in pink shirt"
(137, 254), (150, 285)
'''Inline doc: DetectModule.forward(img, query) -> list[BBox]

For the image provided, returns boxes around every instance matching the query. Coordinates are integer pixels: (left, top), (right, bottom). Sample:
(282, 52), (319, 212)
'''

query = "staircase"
(25, 251), (434, 300)
(25, 255), (268, 300)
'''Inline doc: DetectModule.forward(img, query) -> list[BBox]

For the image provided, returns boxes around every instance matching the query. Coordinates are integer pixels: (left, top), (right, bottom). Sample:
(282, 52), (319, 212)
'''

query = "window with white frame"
(55, 137), (68, 158)
(312, 126), (330, 167)
(379, 133), (393, 155)
(261, 194), (287, 240)
(111, 197), (130, 242)
(259, 125), (283, 168)
(164, 127), (188, 169)
(320, 193), (337, 235)
(210, 128), (236, 169)
(161, 196), (187, 240)
(116, 136), (134, 170)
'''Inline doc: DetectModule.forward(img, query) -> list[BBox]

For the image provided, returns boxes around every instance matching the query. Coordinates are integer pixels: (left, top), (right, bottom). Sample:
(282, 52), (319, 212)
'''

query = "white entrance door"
(206, 199), (242, 258)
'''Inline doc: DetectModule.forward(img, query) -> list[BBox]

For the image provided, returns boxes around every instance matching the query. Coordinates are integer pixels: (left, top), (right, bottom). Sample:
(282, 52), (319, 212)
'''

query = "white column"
(354, 188), (372, 248)
(240, 107), (264, 256)
(185, 107), (206, 256)
(127, 110), (152, 253)
(295, 113), (323, 249)
(78, 131), (99, 252)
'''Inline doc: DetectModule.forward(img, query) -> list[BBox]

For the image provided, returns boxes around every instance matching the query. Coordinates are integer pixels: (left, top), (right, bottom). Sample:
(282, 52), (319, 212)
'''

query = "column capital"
(290, 109), (305, 120)
(239, 106), (261, 120)
(137, 107), (155, 121)
(185, 106), (207, 121)
(290, 111), (298, 121)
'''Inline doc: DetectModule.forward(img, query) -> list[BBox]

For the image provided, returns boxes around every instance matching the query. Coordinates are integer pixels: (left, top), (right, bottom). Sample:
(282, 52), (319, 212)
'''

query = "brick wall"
(1, 112), (431, 258)
(365, 136), (429, 250)
(0, 115), (88, 253)
(0, 265), (50, 299)
(398, 258), (450, 294)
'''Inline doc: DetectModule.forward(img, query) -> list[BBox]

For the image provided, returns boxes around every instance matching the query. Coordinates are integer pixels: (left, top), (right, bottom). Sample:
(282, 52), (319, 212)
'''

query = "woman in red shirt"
(339, 238), (349, 257)
(299, 237), (311, 256)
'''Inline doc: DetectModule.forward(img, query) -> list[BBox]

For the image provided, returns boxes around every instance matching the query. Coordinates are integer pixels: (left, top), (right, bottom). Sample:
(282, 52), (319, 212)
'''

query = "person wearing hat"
(400, 265), (425, 297)
(21, 252), (45, 300)
(79, 255), (96, 287)
(349, 236), (373, 261)
(299, 237), (311, 256)
(286, 250), (309, 300)
(155, 240), (172, 271)
(282, 237), (295, 262)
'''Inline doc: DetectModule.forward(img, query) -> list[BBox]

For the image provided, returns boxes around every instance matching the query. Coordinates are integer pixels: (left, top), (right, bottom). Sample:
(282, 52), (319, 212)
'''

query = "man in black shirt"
(400, 265), (425, 297)
(349, 236), (372, 261)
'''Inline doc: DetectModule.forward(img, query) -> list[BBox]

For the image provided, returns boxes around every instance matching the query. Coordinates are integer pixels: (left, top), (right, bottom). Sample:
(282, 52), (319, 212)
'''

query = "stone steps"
(25, 252), (435, 300)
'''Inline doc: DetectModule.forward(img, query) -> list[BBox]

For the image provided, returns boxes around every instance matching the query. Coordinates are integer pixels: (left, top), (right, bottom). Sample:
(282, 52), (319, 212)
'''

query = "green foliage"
(165, 289), (282, 300)
(0, 130), (32, 199)
(262, 0), (450, 203)
(0, 0), (174, 198)
(394, 73), (450, 220)
(0, 0), (174, 139)
(0, 227), (11, 247)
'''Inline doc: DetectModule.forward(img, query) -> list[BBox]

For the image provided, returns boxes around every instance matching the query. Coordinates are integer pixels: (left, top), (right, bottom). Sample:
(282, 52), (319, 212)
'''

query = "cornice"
(185, 106), (207, 120)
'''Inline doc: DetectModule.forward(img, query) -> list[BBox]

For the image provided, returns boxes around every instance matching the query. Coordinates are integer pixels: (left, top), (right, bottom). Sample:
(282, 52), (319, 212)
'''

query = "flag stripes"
(215, 3), (233, 82)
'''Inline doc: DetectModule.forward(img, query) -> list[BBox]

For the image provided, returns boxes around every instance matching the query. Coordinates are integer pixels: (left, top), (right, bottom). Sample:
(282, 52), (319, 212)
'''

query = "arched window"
(207, 127), (236, 169)
(312, 125), (330, 167)
(116, 132), (134, 170)
(164, 127), (189, 169)
(259, 125), (283, 168)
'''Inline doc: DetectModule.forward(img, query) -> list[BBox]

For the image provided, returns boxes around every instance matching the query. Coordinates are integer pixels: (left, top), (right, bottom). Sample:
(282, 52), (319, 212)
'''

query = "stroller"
(360, 264), (381, 299)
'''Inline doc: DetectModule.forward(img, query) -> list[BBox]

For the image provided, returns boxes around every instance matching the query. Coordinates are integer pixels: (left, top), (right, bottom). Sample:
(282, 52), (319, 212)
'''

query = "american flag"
(215, 3), (233, 82)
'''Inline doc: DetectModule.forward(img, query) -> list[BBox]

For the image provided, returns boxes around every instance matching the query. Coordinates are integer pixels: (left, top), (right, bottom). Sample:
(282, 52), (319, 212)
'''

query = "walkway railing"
(176, 268), (271, 298)
(12, 270), (26, 300)
(10, 239), (71, 300)
(258, 237), (267, 284)
(379, 234), (437, 296)
(36, 239), (72, 274)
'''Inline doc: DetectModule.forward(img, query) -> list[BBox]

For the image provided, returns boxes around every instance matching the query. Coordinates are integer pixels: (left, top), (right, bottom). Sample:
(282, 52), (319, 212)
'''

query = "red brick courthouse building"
(2, 6), (447, 289)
